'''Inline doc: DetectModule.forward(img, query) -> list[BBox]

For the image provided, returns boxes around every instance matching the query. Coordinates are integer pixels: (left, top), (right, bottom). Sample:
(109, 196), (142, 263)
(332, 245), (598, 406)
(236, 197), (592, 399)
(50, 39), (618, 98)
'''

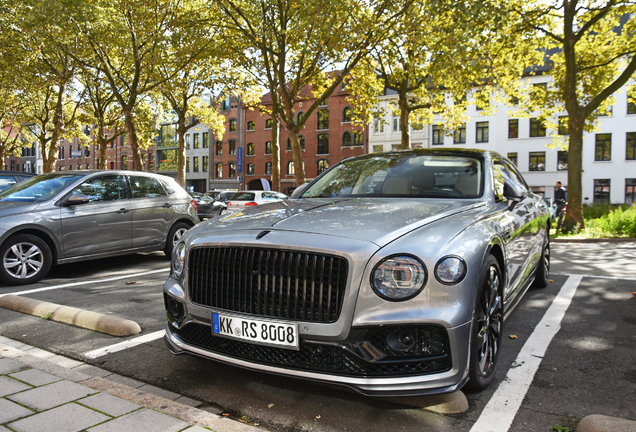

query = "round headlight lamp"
(371, 255), (427, 301)
(434, 256), (467, 285)
(172, 242), (186, 278)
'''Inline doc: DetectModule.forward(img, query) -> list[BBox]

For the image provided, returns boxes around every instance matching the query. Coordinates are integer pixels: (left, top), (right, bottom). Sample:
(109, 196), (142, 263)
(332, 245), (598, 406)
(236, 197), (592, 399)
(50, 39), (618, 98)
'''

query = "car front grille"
(172, 322), (452, 378)
(188, 247), (348, 323)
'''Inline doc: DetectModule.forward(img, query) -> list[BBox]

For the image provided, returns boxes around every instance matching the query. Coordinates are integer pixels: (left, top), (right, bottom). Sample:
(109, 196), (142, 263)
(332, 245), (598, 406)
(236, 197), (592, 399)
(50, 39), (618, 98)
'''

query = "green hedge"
(586, 204), (636, 238)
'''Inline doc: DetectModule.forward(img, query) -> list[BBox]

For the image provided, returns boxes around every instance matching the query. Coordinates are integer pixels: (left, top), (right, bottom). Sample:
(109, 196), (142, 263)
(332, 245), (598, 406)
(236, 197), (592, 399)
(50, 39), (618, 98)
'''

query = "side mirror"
(291, 183), (309, 198)
(503, 179), (527, 211)
(63, 193), (91, 206)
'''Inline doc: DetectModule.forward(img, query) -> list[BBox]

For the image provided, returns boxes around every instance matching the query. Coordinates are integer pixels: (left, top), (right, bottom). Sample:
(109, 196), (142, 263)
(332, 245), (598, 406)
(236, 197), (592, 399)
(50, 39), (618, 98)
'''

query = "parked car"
(226, 190), (288, 212)
(0, 171), (36, 192)
(544, 197), (557, 223)
(0, 171), (198, 286)
(163, 149), (550, 396)
(213, 190), (236, 203)
(204, 190), (225, 200)
(190, 192), (227, 219)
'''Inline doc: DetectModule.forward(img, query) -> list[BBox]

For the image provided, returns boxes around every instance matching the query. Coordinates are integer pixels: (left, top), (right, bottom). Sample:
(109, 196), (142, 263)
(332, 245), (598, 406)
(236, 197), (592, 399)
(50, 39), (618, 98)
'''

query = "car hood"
(204, 198), (485, 246)
(0, 200), (42, 216)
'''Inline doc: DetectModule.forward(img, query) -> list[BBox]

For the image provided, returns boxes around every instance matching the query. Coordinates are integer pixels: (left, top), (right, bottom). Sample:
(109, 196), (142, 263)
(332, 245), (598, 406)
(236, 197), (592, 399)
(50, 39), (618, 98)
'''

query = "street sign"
(237, 147), (243, 173)
(71, 150), (82, 158)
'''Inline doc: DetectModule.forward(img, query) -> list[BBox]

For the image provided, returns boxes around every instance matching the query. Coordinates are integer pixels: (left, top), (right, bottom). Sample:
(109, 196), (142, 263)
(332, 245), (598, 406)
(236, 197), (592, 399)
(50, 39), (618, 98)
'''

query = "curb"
(577, 414), (636, 432)
(0, 341), (262, 432)
(551, 238), (636, 243)
(0, 295), (141, 337)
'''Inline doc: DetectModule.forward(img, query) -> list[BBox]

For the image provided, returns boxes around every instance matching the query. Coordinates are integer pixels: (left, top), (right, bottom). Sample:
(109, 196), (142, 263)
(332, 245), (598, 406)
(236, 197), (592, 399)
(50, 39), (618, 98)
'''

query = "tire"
(0, 234), (52, 286)
(219, 208), (227, 216)
(164, 222), (190, 257)
(532, 237), (550, 288)
(465, 255), (503, 391)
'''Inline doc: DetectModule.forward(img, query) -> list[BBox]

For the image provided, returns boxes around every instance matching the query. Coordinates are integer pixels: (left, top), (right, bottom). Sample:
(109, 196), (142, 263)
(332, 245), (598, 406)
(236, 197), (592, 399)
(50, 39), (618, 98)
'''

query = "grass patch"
(553, 204), (636, 239)
(41, 311), (53, 320)
(550, 415), (579, 432)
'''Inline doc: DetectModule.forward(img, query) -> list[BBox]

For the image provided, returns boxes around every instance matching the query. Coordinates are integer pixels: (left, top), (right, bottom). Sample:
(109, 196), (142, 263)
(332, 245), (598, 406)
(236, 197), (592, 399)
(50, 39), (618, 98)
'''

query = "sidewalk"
(0, 335), (261, 432)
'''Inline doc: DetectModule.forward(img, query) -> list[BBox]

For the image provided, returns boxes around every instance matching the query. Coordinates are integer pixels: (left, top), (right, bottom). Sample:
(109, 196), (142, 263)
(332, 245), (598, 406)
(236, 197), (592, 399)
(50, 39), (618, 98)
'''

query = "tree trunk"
(563, 115), (585, 232)
(176, 116), (187, 187)
(123, 108), (143, 171)
(45, 82), (68, 173)
(271, 117), (281, 192)
(398, 92), (411, 149)
(289, 127), (305, 187)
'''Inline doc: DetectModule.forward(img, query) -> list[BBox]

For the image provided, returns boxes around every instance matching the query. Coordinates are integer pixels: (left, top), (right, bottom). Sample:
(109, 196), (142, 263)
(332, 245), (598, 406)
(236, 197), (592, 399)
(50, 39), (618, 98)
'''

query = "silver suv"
(0, 171), (198, 286)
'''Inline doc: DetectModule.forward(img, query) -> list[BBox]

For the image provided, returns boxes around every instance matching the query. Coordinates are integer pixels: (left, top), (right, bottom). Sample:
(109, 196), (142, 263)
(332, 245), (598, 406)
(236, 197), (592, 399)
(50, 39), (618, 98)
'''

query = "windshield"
(302, 152), (483, 199)
(0, 173), (85, 203)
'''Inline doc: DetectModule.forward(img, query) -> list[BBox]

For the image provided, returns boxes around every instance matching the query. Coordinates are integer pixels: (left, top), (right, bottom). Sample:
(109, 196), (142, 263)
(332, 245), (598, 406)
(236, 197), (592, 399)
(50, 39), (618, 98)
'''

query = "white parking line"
(470, 275), (583, 432)
(84, 330), (166, 359)
(0, 268), (170, 298)
(552, 272), (636, 281)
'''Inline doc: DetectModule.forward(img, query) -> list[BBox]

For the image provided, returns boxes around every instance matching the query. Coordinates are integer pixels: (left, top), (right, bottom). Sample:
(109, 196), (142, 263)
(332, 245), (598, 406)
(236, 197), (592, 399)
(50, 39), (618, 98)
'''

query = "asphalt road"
(0, 242), (635, 432)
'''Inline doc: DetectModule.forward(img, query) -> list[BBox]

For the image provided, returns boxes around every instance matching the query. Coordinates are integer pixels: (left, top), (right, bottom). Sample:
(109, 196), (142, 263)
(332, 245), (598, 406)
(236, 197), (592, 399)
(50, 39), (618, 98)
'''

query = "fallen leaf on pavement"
(268, 404), (275, 408)
(316, 415), (321, 419)
(509, 335), (518, 339)
(548, 279), (554, 282)
(632, 291), (636, 295)
(125, 281), (136, 285)
(222, 413), (230, 416)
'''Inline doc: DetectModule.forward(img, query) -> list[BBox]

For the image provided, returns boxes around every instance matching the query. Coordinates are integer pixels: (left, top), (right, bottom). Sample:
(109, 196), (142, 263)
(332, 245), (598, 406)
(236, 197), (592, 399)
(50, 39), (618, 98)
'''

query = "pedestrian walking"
(555, 181), (567, 233)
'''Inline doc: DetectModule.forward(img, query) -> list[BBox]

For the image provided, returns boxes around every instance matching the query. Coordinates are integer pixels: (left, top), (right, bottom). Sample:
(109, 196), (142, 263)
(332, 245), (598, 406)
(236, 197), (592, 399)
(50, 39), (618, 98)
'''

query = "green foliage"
(586, 205), (636, 238)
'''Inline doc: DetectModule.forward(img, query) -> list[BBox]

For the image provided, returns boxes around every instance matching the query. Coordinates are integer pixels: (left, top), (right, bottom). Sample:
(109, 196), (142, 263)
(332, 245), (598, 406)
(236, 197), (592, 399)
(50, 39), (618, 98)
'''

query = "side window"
(129, 176), (167, 199)
(73, 175), (124, 202)
(503, 159), (529, 191)
(159, 179), (175, 195)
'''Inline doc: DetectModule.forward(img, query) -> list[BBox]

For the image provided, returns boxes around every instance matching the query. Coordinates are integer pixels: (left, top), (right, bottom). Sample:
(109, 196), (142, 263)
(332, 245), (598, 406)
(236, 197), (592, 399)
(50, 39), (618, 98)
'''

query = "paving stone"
(0, 357), (28, 374)
(103, 373), (144, 388)
(0, 340), (32, 350)
(78, 392), (141, 417)
(22, 347), (56, 360)
(10, 369), (61, 386)
(7, 402), (110, 432)
(0, 376), (32, 397)
(71, 364), (111, 378)
(47, 355), (84, 369)
(88, 408), (189, 432)
(8, 380), (97, 411)
(0, 398), (34, 423)
(174, 396), (202, 408)
(138, 383), (180, 400)
(0, 426), (12, 432)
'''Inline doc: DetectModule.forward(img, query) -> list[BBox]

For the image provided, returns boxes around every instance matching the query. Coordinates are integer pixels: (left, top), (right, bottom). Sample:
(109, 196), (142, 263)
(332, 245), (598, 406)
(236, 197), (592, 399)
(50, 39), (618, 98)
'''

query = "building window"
(626, 132), (636, 160)
(342, 131), (352, 147)
(373, 117), (385, 134)
(203, 156), (208, 172)
(628, 101), (636, 115)
(626, 179), (636, 204)
(453, 124), (466, 144)
(202, 132), (209, 148)
(317, 133), (329, 154)
(508, 119), (519, 139)
(229, 162), (236, 177)
(353, 131), (363, 146)
(247, 121), (255, 131)
(558, 151), (568, 171)
(475, 89), (489, 111)
(297, 112), (304, 123)
(265, 162), (272, 175)
(265, 118), (273, 129)
(317, 159), (329, 175)
(594, 179), (610, 204)
(393, 116), (400, 132)
(558, 116), (569, 135)
(595, 133), (611, 161)
(247, 163), (254, 175)
(193, 157), (199, 172)
(229, 119), (237, 132)
(215, 141), (222, 156)
(476, 121), (489, 143)
(373, 145), (383, 153)
(192, 133), (199, 149)
(343, 107), (352, 123)
(286, 136), (305, 150)
(287, 161), (295, 175)
(529, 151), (545, 171)
(185, 134), (190, 149)
(216, 163), (222, 178)
(229, 140), (236, 155)
(317, 110), (329, 130)
(597, 105), (613, 116)
(149, 154), (154, 171)
(265, 141), (272, 155)
(432, 125), (444, 145)
(530, 118), (546, 137)
(247, 142), (255, 156)
(507, 152), (518, 166)
(121, 155), (128, 170)
(531, 83), (547, 102)
(110, 161), (115, 170)
(186, 157), (190, 172)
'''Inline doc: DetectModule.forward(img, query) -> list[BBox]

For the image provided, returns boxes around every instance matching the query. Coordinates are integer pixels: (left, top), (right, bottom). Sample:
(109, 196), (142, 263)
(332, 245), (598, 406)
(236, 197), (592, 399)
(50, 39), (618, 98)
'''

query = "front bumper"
(164, 319), (471, 397)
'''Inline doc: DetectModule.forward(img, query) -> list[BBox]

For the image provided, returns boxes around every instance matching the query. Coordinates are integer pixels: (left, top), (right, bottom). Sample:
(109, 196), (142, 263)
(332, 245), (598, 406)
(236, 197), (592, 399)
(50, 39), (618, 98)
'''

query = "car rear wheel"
(164, 222), (190, 257)
(219, 208), (226, 215)
(0, 234), (52, 286)
(532, 237), (550, 288)
(465, 255), (503, 391)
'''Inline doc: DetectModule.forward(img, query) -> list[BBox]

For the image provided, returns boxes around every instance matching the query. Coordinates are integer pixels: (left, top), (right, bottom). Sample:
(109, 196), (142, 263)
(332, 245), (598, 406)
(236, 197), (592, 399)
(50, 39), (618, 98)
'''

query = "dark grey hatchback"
(0, 170), (198, 286)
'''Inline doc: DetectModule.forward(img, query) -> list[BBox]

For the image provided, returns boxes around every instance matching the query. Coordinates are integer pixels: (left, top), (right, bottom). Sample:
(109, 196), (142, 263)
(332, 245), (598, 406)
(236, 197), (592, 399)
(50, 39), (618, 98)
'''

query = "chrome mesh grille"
(188, 247), (348, 323)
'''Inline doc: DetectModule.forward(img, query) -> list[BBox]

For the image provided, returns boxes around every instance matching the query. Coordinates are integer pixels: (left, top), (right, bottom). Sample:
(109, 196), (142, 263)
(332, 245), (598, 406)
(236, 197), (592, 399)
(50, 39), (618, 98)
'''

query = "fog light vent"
(386, 331), (416, 352)
(164, 293), (185, 324)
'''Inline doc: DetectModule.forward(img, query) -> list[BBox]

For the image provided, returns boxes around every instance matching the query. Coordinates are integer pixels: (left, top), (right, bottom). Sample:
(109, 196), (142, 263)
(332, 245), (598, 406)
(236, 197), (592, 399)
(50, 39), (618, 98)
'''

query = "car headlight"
(172, 242), (186, 278)
(371, 255), (427, 301)
(434, 256), (467, 285)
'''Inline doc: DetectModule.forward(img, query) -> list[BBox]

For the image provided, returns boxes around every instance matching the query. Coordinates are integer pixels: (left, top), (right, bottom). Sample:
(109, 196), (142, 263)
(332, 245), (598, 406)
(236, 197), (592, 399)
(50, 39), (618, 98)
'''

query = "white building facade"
(369, 78), (636, 204)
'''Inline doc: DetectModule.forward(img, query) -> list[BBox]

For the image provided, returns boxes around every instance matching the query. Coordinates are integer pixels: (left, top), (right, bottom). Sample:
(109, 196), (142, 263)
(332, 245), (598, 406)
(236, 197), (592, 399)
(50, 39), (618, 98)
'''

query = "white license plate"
(212, 312), (299, 350)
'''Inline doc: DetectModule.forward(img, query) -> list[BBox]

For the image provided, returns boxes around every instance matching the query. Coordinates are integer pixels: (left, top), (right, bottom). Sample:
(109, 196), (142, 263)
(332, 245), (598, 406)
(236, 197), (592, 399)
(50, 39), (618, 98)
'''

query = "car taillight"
(190, 199), (198, 211)
(227, 202), (231, 206)
(245, 202), (258, 207)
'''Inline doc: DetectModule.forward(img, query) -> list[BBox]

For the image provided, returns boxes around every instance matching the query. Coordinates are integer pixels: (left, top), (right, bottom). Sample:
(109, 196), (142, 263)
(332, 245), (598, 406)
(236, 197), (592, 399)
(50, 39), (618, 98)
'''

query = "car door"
(60, 174), (132, 258)
(127, 175), (175, 248)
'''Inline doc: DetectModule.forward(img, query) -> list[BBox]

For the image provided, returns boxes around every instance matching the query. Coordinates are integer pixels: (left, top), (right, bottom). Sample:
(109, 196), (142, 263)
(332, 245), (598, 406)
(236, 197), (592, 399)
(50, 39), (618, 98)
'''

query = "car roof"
(0, 171), (36, 176)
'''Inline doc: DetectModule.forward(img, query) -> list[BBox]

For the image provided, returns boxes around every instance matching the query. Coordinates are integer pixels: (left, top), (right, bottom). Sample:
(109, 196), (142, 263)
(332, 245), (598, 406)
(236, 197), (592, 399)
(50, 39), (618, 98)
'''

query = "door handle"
(117, 208), (131, 214)
(162, 203), (172, 208)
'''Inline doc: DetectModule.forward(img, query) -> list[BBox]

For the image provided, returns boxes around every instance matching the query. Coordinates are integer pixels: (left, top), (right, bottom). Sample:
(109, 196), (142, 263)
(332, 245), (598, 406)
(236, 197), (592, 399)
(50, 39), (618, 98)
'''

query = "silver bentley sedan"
(163, 148), (550, 396)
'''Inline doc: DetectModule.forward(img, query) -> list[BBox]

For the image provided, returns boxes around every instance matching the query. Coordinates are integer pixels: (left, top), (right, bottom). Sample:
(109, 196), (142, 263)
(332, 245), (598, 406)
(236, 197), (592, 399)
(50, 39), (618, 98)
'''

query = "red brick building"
(210, 83), (369, 195)
(55, 136), (155, 172)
